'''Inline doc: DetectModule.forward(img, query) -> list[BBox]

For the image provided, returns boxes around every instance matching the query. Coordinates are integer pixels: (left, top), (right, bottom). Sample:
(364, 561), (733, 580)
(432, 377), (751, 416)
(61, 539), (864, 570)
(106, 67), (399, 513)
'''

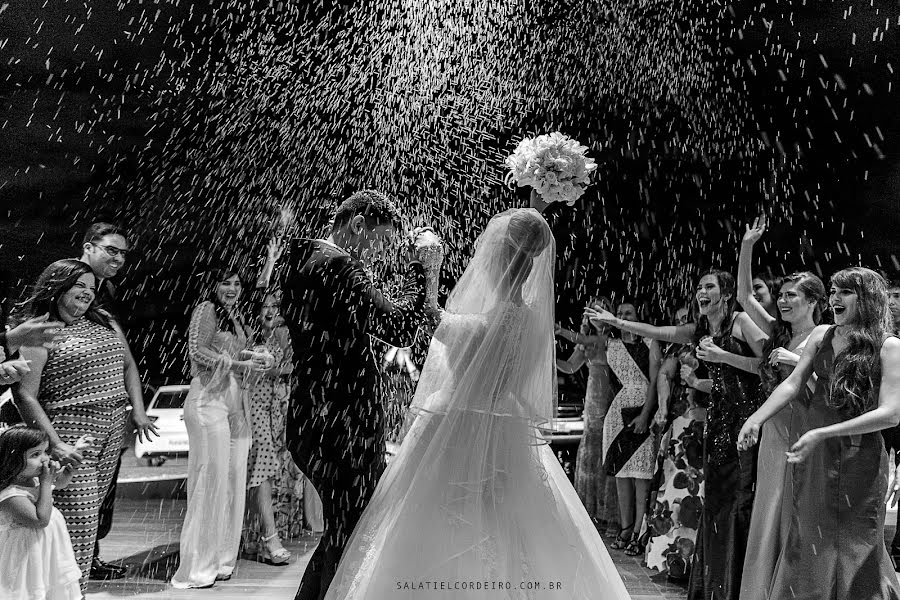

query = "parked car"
(135, 384), (190, 465)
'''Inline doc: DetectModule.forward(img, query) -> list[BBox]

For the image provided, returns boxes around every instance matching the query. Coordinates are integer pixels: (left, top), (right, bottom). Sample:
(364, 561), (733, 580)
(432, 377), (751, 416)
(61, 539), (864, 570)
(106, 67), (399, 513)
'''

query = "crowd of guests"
(0, 222), (322, 599)
(2, 210), (900, 600)
(556, 216), (900, 599)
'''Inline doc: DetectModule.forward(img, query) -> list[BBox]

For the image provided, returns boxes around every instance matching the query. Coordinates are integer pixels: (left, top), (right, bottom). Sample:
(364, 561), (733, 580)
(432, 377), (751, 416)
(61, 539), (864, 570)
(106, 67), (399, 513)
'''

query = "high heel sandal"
(609, 523), (634, 551)
(624, 529), (650, 557)
(260, 533), (292, 566)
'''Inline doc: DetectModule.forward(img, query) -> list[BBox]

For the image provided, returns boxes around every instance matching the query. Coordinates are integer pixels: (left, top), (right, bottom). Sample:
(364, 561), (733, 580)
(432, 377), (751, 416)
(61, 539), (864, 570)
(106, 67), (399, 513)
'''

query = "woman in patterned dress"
(245, 292), (293, 564)
(12, 259), (158, 588)
(556, 300), (619, 534)
(646, 334), (707, 582)
(601, 302), (661, 556)
(172, 270), (266, 589)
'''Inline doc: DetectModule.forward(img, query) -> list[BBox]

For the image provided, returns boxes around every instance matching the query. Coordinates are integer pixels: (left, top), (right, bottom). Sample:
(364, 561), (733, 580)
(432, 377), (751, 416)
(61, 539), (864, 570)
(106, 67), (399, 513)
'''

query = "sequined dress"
(688, 316), (761, 600)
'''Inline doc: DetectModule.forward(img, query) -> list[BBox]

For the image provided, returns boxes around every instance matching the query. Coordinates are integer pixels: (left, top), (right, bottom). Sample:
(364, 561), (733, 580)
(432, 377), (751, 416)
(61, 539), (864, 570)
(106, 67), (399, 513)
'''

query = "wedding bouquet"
(504, 132), (598, 206)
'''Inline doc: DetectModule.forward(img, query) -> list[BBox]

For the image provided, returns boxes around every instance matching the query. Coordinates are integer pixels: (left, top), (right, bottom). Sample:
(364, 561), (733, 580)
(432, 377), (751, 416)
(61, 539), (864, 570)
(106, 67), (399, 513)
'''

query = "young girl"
(0, 425), (82, 600)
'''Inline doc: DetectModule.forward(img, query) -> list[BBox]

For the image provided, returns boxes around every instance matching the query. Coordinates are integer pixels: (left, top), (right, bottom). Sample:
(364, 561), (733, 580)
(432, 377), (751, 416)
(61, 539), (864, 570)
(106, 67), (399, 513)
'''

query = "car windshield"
(153, 390), (188, 410)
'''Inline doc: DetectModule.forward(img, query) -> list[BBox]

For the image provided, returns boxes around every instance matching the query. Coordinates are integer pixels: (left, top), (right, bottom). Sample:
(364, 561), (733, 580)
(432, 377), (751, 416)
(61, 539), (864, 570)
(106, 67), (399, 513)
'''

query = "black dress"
(278, 239), (427, 600)
(688, 315), (761, 600)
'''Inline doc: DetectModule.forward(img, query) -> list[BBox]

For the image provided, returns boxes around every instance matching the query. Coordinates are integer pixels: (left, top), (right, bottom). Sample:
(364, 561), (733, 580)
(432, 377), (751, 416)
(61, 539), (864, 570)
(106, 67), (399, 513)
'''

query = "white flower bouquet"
(504, 132), (598, 206)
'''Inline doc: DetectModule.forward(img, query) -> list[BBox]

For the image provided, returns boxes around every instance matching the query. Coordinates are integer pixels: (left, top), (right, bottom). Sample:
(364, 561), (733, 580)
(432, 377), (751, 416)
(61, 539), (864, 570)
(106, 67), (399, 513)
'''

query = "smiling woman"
(8, 259), (146, 591)
(738, 268), (900, 599)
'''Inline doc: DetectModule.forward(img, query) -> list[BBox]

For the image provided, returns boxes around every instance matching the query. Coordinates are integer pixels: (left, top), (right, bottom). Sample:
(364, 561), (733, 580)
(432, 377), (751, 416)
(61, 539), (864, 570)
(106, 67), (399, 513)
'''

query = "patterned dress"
(39, 317), (129, 587)
(247, 330), (287, 488)
(646, 345), (707, 581)
(688, 315), (761, 600)
(603, 337), (656, 479)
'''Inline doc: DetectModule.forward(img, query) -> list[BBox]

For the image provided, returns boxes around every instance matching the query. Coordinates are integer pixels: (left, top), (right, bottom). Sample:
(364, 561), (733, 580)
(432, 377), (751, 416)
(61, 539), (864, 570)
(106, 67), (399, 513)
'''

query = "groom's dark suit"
(279, 238), (427, 600)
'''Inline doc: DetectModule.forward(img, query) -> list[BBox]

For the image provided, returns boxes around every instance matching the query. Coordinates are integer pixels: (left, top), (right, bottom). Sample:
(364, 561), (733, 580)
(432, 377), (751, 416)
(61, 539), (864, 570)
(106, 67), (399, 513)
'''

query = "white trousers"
(172, 376), (251, 588)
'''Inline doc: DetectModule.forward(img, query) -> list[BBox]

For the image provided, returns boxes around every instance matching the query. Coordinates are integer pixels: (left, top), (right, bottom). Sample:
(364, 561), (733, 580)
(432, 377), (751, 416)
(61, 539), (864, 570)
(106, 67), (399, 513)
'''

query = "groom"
(278, 190), (440, 600)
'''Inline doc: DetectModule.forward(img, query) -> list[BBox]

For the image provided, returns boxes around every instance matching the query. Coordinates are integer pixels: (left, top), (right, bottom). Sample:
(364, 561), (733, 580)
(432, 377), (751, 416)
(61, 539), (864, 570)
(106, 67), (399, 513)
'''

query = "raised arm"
(737, 217), (777, 336)
(585, 307), (695, 345)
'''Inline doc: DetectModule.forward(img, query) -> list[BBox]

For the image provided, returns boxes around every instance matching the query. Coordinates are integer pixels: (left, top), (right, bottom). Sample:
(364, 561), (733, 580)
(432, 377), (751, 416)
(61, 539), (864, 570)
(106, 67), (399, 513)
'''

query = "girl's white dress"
(0, 484), (82, 600)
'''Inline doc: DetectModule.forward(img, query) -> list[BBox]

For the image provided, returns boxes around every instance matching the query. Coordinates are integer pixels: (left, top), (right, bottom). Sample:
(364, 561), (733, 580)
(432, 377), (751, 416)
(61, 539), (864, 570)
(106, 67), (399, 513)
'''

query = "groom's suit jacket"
(279, 238), (427, 479)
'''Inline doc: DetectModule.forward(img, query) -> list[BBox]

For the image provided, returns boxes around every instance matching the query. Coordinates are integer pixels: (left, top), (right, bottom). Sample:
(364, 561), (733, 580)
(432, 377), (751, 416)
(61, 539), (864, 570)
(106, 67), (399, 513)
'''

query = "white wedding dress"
(324, 209), (631, 600)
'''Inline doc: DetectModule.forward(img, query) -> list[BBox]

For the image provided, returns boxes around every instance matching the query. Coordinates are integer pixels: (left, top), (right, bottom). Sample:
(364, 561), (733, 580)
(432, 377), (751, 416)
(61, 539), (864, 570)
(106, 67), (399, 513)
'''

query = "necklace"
(791, 325), (815, 340)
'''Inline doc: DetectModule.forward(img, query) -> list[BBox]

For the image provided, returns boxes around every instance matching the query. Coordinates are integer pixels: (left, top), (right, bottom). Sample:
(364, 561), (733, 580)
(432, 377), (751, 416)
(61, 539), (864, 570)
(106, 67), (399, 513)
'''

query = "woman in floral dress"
(646, 341), (707, 582)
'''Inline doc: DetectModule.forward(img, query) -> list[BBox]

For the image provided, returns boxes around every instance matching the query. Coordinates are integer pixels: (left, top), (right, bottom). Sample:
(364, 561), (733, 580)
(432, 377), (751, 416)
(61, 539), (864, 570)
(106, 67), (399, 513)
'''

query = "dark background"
(1, 0), (898, 386)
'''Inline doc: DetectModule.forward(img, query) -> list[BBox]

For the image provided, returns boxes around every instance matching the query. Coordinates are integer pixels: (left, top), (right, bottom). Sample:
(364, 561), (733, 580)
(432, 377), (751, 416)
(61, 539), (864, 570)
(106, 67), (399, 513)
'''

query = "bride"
(324, 208), (631, 599)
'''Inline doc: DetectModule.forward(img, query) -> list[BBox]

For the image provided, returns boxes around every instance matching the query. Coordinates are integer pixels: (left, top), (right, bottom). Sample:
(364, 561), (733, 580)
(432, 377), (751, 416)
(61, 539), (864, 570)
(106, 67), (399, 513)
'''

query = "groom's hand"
(410, 227), (444, 269)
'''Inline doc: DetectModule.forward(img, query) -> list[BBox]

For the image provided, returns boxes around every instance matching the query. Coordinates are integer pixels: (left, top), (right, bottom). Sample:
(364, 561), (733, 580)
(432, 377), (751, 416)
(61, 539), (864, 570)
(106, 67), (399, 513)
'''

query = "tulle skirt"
(324, 393), (631, 600)
(0, 508), (83, 600)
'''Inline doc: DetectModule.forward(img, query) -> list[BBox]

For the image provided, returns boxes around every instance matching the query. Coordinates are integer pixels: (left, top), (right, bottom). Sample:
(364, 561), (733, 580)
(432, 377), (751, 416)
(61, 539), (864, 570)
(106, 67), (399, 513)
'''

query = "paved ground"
(87, 493), (689, 600)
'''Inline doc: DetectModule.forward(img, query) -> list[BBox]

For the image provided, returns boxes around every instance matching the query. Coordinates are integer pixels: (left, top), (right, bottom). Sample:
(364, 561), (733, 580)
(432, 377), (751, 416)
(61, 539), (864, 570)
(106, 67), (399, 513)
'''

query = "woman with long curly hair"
(736, 218), (828, 599)
(738, 267), (900, 599)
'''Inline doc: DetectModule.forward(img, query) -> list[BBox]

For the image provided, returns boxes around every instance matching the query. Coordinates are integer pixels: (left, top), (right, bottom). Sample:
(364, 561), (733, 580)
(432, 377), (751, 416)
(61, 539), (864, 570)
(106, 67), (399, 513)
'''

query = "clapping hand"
(743, 215), (767, 246)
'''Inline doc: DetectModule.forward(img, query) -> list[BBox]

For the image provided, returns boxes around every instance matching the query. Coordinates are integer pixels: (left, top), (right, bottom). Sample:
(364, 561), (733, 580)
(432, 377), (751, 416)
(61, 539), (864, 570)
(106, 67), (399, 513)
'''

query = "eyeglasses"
(92, 243), (129, 258)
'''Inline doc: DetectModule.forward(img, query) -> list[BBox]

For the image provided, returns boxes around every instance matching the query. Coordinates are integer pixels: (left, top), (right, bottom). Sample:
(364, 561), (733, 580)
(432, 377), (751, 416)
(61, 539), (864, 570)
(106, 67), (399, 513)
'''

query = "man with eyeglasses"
(78, 222), (157, 580)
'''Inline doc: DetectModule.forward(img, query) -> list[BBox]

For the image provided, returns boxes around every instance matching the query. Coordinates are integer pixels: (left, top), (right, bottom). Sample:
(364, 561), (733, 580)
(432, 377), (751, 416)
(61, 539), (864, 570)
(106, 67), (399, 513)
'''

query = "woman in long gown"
(587, 269), (766, 600)
(736, 218), (827, 599)
(555, 306), (619, 533)
(738, 267), (900, 600)
(325, 208), (632, 600)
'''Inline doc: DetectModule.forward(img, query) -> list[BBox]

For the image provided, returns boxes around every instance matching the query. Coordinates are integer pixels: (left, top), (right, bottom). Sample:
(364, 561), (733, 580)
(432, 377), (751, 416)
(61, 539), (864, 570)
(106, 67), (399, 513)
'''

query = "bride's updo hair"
(505, 209), (552, 257)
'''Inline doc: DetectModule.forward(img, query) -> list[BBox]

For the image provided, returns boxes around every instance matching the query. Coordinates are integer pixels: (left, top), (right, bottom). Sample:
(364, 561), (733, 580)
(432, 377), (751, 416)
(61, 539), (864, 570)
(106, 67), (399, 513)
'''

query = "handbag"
(603, 405), (651, 476)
